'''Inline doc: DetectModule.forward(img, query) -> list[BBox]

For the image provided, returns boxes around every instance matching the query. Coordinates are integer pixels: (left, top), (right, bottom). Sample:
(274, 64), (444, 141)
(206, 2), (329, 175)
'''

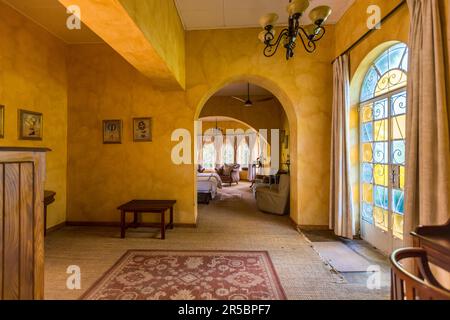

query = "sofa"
(215, 164), (240, 186)
(256, 175), (290, 215)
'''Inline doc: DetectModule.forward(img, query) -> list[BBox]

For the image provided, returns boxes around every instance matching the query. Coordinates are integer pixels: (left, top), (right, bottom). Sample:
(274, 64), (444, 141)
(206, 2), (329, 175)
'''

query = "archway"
(193, 75), (298, 224)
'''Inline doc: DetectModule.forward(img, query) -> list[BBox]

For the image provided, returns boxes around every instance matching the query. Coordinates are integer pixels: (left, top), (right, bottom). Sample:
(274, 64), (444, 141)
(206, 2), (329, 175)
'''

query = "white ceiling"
(174, 0), (355, 30)
(214, 82), (273, 97)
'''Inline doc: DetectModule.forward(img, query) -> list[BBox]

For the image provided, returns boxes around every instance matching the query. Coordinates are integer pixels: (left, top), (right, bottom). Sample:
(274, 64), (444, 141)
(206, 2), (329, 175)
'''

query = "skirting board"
(289, 218), (330, 231)
(46, 222), (66, 235)
(66, 221), (198, 228)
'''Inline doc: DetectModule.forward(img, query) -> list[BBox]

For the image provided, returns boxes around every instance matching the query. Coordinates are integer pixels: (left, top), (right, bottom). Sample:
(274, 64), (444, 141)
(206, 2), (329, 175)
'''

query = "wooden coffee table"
(118, 200), (176, 240)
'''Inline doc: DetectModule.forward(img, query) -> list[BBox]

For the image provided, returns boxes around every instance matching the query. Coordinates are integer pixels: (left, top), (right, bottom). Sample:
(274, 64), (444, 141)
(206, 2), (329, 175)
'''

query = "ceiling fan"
(231, 83), (274, 107)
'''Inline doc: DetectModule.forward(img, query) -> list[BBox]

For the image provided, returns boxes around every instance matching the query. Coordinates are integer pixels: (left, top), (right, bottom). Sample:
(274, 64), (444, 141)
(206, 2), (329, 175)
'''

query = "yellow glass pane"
(361, 104), (373, 123)
(362, 183), (373, 204)
(393, 213), (404, 239)
(374, 119), (388, 141)
(400, 166), (405, 190)
(375, 70), (408, 97)
(374, 164), (388, 186)
(374, 207), (388, 231)
(362, 143), (373, 162)
(392, 115), (406, 140)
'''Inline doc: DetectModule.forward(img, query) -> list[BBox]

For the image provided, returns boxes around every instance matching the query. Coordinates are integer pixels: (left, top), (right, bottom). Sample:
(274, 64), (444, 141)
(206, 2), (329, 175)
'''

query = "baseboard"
(289, 218), (331, 231)
(298, 225), (331, 231)
(66, 221), (197, 228)
(46, 221), (66, 235)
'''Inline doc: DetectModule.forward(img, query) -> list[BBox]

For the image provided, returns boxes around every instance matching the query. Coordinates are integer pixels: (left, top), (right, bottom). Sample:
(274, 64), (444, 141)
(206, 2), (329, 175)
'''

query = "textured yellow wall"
(119, 0), (186, 89)
(0, 3), (68, 229)
(66, 44), (194, 224)
(186, 27), (335, 226)
(58, 0), (184, 89)
(334, 0), (405, 59)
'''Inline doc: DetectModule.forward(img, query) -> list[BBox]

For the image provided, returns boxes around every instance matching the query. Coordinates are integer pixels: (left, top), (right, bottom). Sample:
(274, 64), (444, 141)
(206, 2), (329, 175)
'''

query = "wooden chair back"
(390, 248), (450, 300)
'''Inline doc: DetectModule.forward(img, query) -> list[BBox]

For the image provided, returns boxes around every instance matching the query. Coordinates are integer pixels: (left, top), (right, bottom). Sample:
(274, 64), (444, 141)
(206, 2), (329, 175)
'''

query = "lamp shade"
(287, 0), (310, 16)
(309, 6), (332, 25)
(258, 29), (275, 43)
(259, 13), (279, 28)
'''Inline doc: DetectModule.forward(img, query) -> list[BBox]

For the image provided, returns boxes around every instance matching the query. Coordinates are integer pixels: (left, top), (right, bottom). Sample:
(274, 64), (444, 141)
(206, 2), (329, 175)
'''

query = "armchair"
(256, 175), (290, 215)
(215, 164), (240, 186)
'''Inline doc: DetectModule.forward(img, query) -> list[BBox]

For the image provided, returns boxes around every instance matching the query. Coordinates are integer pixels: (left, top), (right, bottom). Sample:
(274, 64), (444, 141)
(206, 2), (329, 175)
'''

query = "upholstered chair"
(215, 164), (241, 186)
(256, 175), (290, 215)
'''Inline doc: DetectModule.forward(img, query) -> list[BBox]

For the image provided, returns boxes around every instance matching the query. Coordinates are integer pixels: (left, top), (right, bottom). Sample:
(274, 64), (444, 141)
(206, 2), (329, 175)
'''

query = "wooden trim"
(0, 147), (51, 152)
(45, 222), (66, 235)
(299, 225), (331, 231)
(66, 221), (197, 228)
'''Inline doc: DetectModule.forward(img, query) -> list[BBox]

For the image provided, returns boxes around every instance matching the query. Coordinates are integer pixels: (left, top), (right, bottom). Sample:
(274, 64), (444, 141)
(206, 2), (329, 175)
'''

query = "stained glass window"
(359, 43), (408, 240)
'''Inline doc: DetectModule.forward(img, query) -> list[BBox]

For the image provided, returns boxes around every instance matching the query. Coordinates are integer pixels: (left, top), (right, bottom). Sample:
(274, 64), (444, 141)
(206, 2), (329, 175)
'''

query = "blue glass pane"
(361, 163), (373, 183)
(374, 186), (389, 209)
(389, 44), (406, 69)
(373, 142), (388, 164)
(393, 189), (405, 215)
(362, 203), (374, 224)
(375, 52), (390, 75)
(401, 53), (409, 71)
(392, 140), (405, 165)
(374, 99), (388, 119)
(391, 91), (407, 115)
(360, 67), (379, 101)
(361, 123), (373, 143)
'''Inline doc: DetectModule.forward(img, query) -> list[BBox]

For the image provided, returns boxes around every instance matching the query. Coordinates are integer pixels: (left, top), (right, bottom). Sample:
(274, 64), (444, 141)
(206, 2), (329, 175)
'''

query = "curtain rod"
(332, 0), (407, 63)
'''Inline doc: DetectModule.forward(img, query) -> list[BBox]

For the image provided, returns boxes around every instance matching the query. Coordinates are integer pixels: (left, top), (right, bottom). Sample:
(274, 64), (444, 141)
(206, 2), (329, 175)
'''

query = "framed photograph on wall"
(19, 109), (43, 140)
(0, 105), (4, 139)
(103, 119), (122, 144)
(133, 117), (152, 142)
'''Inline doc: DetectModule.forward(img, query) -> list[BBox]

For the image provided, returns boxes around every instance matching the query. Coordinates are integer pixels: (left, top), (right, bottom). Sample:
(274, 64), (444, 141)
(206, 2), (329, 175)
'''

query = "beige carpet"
(44, 182), (390, 300)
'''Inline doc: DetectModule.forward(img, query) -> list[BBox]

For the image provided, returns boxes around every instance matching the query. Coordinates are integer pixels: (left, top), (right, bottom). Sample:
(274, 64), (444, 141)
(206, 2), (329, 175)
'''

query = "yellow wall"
(0, 2), (68, 229)
(119, 0), (186, 89)
(186, 27), (335, 226)
(66, 44), (194, 224)
(59, 0), (184, 89)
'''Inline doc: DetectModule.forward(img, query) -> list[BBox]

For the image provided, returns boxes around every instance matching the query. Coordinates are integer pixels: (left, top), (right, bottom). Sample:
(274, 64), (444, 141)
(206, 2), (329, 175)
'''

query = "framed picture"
(103, 120), (122, 144)
(0, 105), (4, 139)
(19, 109), (43, 140)
(133, 117), (152, 142)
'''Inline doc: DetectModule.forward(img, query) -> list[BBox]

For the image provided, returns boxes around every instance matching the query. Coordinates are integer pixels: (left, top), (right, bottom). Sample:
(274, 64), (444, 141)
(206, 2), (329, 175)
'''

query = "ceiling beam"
(59, 0), (185, 90)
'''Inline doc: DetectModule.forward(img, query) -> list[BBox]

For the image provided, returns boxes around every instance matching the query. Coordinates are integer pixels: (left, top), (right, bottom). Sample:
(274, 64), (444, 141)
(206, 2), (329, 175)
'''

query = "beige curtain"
(405, 0), (450, 245)
(330, 54), (355, 239)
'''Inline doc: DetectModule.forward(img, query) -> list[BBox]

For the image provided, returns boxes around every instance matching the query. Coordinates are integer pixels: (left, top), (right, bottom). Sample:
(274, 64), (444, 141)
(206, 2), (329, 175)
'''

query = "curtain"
(405, 0), (450, 245)
(329, 54), (355, 239)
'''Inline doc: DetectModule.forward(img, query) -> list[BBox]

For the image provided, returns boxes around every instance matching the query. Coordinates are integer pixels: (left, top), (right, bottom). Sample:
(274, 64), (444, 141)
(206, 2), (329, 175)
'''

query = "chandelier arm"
(312, 26), (326, 42)
(263, 29), (289, 58)
(297, 27), (317, 54)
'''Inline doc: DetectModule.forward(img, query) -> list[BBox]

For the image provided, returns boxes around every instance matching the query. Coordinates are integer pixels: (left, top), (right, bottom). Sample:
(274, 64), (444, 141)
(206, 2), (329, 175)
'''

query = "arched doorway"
(194, 77), (295, 223)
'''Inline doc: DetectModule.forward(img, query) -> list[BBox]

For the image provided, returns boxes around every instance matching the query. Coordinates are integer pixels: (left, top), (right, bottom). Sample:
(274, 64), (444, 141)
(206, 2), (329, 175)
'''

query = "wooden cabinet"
(0, 147), (49, 300)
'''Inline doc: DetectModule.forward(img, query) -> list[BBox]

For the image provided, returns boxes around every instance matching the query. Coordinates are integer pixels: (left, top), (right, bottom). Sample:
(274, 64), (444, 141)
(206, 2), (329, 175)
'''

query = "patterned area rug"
(82, 250), (286, 300)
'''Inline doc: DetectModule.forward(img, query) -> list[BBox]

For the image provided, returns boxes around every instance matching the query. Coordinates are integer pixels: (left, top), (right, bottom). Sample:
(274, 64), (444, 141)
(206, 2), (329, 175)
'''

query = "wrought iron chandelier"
(258, 0), (332, 60)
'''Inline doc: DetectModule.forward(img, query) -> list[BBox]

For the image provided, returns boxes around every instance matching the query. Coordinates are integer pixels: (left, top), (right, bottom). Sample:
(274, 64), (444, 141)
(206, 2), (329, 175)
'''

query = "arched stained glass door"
(359, 43), (408, 253)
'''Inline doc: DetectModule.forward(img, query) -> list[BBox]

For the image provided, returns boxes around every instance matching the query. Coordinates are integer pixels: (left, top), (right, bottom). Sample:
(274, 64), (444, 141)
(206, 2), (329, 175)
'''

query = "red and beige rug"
(82, 250), (286, 300)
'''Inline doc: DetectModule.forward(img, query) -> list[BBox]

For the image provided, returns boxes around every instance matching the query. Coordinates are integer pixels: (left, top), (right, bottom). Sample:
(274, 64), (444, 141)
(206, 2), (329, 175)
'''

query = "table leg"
(170, 206), (174, 229)
(161, 210), (166, 240)
(133, 211), (139, 228)
(120, 210), (126, 239)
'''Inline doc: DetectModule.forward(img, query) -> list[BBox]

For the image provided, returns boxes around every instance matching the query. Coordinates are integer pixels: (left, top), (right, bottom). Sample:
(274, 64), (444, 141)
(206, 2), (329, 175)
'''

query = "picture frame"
(133, 117), (152, 142)
(19, 109), (43, 141)
(103, 119), (123, 144)
(0, 105), (4, 139)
